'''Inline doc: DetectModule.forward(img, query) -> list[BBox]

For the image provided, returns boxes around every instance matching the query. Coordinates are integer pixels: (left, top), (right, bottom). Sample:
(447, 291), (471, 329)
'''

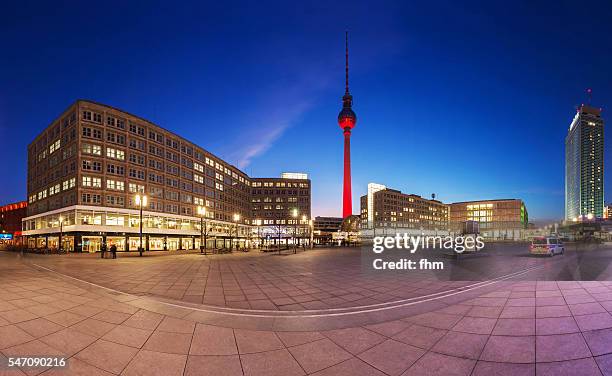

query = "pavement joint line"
(29, 261), (551, 318)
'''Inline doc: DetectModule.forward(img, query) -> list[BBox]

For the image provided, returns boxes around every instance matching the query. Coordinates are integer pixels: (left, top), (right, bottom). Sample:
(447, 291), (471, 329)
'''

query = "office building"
(565, 104), (604, 221)
(359, 184), (449, 231)
(449, 199), (528, 239)
(22, 100), (311, 252)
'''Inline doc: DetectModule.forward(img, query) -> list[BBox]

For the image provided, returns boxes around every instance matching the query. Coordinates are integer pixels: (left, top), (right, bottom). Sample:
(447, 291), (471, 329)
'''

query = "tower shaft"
(343, 130), (352, 218)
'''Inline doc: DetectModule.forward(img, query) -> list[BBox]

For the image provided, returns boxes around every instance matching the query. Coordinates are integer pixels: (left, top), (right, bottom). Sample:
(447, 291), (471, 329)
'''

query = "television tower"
(338, 31), (357, 218)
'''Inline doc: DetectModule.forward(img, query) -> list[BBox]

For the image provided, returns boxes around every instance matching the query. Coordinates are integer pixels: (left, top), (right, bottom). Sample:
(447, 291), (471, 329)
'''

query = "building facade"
(565, 105), (604, 221)
(449, 199), (528, 239)
(22, 100), (311, 252)
(359, 185), (449, 231)
(0, 201), (27, 246)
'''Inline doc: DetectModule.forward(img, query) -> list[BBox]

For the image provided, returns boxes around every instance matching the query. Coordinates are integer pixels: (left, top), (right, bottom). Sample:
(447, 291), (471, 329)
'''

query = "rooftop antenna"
(345, 30), (350, 96)
(586, 88), (593, 105)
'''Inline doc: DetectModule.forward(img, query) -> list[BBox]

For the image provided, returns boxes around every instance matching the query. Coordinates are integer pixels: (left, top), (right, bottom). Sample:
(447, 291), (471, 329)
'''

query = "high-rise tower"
(565, 104), (605, 221)
(338, 31), (357, 218)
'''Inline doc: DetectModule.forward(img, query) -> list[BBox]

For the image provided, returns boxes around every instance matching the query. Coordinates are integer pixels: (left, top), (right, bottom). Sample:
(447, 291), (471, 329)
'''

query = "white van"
(530, 236), (564, 257)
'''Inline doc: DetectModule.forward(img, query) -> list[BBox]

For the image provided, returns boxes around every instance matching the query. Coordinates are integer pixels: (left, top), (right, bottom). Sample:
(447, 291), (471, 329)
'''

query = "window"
(82, 143), (102, 155)
(129, 183), (145, 193)
(107, 179), (124, 191)
(82, 160), (102, 171)
(194, 174), (204, 184)
(81, 193), (101, 204)
(49, 184), (60, 195)
(62, 178), (76, 190)
(49, 140), (61, 154)
(194, 197), (204, 206)
(82, 176), (101, 188)
(194, 162), (204, 173)
(106, 164), (124, 175)
(106, 147), (125, 160)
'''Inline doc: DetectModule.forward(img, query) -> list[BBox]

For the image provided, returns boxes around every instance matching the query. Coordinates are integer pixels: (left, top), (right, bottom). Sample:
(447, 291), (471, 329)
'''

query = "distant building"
(565, 105), (604, 221)
(449, 199), (528, 240)
(0, 201), (27, 246)
(313, 216), (342, 245)
(359, 183), (449, 231)
(605, 204), (612, 219)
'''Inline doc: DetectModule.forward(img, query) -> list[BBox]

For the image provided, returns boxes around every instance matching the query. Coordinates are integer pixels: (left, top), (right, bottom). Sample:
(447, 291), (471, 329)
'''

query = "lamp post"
(58, 216), (64, 253)
(255, 219), (262, 249)
(309, 219), (314, 249)
(232, 213), (240, 251)
(292, 208), (298, 254)
(301, 215), (307, 249)
(197, 206), (207, 255)
(135, 194), (148, 257)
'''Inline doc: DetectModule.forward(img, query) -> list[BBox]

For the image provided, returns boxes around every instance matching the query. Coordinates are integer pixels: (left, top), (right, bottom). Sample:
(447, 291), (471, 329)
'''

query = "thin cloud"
(233, 98), (313, 169)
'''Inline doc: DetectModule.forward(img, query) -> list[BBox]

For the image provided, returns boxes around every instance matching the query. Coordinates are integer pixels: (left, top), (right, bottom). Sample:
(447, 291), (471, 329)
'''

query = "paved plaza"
(2, 246), (612, 375)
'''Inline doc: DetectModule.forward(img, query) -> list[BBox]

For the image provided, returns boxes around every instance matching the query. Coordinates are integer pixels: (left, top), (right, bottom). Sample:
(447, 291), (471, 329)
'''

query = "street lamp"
(255, 219), (262, 249)
(135, 194), (148, 256)
(197, 206), (207, 255)
(309, 219), (314, 249)
(232, 213), (240, 251)
(301, 215), (307, 249)
(58, 215), (64, 253)
(292, 208), (298, 253)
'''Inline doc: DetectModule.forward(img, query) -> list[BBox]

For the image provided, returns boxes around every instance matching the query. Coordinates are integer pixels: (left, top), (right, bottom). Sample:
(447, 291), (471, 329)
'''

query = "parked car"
(530, 236), (564, 256)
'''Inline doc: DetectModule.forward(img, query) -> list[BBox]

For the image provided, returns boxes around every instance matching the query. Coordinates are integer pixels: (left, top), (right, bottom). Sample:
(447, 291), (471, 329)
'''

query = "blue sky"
(1, 1), (612, 221)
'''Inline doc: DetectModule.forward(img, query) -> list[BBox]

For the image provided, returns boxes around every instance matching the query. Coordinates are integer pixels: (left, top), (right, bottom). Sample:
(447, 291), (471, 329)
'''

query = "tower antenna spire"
(586, 88), (593, 105)
(345, 30), (349, 95)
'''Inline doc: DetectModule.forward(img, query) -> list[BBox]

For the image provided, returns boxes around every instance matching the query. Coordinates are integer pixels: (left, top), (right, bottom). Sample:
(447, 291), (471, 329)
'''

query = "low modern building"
(0, 201), (27, 246)
(359, 183), (449, 231)
(22, 100), (311, 252)
(313, 216), (343, 245)
(449, 199), (528, 239)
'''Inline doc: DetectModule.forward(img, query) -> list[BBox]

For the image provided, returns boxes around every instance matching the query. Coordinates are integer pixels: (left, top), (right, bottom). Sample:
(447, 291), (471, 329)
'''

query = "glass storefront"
(167, 238), (179, 251)
(106, 237), (126, 251)
(82, 236), (102, 253)
(149, 237), (165, 250)
(181, 238), (193, 250)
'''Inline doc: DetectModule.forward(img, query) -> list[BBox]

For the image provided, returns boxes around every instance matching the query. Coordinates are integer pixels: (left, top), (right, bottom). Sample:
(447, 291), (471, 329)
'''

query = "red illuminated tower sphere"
(338, 31), (357, 218)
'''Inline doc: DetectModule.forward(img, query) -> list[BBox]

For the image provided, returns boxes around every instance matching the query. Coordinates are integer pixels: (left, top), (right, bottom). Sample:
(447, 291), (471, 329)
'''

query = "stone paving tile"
(357, 339), (424, 376)
(241, 349), (305, 376)
(536, 333), (592, 362)
(143, 331), (192, 354)
(184, 355), (243, 376)
(0, 324), (35, 349)
(575, 312), (612, 331)
(583, 328), (612, 356)
(310, 357), (386, 376)
(40, 327), (97, 356)
(74, 339), (139, 374)
(288, 338), (352, 374)
(452, 316), (497, 335)
(122, 350), (187, 376)
(500, 306), (535, 318)
(472, 361), (535, 376)
(276, 331), (325, 347)
(595, 353), (612, 375)
(431, 331), (488, 359)
(536, 305), (572, 318)
(15, 318), (64, 338)
(69, 318), (117, 338)
(479, 335), (535, 363)
(537, 357), (602, 376)
(536, 317), (580, 335)
(364, 320), (412, 336)
(392, 324), (447, 350)
(101, 324), (153, 348)
(234, 329), (284, 354)
(190, 324), (237, 355)
(157, 316), (196, 334)
(401, 352), (475, 376)
(492, 318), (535, 336)
(323, 327), (386, 355)
(41, 357), (115, 375)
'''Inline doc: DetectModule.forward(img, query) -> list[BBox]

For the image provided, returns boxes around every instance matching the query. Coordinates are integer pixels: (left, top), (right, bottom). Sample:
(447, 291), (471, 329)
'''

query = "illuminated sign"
(0, 234), (13, 240)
